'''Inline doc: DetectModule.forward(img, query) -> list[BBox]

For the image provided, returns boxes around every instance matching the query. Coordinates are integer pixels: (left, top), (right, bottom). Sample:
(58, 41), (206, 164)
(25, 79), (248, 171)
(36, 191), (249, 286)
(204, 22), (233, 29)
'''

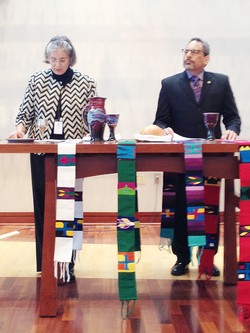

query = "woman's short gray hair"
(44, 35), (77, 66)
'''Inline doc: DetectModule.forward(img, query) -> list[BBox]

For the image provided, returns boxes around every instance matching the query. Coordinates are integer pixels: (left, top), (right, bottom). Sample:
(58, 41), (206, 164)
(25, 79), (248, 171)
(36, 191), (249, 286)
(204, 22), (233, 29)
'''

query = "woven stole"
(238, 144), (250, 321)
(54, 143), (83, 281)
(160, 141), (220, 278)
(184, 141), (206, 248)
(117, 140), (140, 317)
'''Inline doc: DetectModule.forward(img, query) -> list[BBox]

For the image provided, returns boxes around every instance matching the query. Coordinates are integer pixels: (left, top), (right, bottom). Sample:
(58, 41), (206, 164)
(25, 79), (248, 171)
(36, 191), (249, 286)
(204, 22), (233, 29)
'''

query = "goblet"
(203, 113), (219, 141)
(36, 118), (48, 141)
(106, 114), (120, 141)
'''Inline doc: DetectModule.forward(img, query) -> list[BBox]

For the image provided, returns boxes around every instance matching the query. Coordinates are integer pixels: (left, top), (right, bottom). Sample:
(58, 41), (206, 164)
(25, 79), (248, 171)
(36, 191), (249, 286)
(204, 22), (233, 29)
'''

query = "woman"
(10, 35), (97, 275)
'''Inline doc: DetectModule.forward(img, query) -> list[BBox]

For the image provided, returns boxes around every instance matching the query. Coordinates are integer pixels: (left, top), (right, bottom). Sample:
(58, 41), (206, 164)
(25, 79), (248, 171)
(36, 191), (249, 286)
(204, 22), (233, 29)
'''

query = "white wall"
(84, 172), (163, 212)
(0, 0), (249, 213)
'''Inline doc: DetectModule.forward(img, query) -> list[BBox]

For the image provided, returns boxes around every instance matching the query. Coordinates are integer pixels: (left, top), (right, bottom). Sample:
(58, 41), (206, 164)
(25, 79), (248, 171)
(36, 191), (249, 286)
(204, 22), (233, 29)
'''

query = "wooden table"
(0, 140), (240, 317)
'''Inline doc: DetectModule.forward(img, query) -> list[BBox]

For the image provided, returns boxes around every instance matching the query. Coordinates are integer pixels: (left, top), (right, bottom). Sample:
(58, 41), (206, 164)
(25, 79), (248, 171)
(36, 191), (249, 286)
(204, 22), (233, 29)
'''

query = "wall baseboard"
(0, 211), (237, 225)
(0, 212), (35, 224)
(0, 212), (162, 224)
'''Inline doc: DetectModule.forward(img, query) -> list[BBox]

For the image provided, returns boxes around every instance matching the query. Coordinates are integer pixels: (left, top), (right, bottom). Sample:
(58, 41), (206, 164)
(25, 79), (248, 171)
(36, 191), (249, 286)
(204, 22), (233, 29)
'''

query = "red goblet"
(203, 113), (219, 141)
(106, 114), (120, 141)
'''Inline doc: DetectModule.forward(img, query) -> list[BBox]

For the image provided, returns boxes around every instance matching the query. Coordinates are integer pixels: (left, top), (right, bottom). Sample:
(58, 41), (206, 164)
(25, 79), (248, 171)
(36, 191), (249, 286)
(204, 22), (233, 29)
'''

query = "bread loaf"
(140, 125), (165, 136)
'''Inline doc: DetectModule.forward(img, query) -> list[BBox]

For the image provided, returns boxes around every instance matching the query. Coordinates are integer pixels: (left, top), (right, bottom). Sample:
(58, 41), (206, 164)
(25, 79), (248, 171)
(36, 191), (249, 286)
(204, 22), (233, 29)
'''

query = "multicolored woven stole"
(238, 144), (250, 321)
(117, 140), (140, 319)
(54, 142), (77, 281)
(160, 141), (220, 278)
(184, 141), (206, 249)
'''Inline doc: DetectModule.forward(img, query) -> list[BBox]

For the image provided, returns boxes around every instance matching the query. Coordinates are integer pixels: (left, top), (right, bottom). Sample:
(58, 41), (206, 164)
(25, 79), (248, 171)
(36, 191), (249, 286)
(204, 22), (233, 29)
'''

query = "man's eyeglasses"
(182, 48), (205, 55)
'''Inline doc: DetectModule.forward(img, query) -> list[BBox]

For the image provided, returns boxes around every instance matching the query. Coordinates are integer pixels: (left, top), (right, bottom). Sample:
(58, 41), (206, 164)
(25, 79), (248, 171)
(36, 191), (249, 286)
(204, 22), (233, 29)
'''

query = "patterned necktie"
(190, 76), (201, 102)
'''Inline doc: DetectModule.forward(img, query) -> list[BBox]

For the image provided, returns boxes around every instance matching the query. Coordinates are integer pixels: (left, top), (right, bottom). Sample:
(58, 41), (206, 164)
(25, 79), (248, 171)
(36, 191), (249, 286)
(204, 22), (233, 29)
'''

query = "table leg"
(223, 179), (238, 285)
(39, 154), (57, 316)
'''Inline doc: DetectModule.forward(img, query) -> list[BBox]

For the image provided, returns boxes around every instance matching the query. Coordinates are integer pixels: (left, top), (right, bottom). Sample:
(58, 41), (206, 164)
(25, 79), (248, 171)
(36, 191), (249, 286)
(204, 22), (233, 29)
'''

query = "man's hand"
(221, 130), (238, 141)
(163, 127), (175, 139)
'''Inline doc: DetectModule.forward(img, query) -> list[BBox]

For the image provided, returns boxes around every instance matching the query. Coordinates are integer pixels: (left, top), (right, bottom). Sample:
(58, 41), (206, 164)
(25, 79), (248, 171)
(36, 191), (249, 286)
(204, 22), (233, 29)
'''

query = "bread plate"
(7, 138), (35, 143)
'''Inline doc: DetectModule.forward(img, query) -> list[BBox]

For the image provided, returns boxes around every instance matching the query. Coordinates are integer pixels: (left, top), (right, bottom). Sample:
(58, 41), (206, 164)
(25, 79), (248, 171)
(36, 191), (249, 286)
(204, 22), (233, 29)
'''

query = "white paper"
(134, 133), (204, 142)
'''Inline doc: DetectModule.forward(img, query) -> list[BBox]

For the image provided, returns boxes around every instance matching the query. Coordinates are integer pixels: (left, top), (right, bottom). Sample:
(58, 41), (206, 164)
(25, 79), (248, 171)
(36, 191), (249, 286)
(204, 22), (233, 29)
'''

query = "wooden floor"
(0, 224), (249, 333)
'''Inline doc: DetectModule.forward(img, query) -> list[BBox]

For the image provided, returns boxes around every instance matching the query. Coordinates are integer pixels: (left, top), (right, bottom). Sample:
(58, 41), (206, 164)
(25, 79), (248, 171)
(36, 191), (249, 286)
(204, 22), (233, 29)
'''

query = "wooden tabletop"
(0, 139), (241, 154)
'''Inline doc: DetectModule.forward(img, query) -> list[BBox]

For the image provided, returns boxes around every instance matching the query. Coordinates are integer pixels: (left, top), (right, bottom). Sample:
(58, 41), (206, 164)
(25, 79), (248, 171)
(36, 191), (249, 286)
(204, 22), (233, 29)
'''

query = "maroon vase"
(87, 97), (106, 114)
(86, 97), (107, 141)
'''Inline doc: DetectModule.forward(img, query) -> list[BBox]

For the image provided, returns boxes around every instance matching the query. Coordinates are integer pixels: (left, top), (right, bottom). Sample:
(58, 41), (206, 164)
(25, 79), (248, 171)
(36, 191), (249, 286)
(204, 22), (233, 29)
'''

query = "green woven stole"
(117, 140), (140, 318)
(160, 141), (220, 278)
(238, 144), (250, 321)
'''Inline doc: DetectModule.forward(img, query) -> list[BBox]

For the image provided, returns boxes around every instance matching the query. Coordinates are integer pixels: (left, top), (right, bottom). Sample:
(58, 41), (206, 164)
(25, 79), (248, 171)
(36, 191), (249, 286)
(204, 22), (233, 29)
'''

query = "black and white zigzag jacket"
(16, 68), (97, 139)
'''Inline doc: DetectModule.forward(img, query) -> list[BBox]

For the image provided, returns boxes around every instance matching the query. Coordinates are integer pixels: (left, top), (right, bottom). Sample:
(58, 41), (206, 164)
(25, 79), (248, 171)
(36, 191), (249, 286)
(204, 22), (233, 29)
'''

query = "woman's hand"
(9, 124), (27, 138)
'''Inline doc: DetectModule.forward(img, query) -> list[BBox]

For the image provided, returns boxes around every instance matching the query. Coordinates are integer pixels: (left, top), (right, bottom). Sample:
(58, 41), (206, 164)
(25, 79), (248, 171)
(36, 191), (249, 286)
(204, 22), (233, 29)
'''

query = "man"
(153, 37), (241, 276)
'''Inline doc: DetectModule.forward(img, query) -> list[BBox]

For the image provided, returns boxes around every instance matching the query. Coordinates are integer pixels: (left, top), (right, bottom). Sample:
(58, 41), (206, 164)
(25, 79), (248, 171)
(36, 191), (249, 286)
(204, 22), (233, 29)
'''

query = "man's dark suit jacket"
(153, 71), (241, 138)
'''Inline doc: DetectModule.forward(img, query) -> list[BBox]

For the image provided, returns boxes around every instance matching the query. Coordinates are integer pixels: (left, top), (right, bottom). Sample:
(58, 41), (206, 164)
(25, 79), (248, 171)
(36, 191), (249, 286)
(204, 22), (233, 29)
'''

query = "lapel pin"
(207, 80), (211, 84)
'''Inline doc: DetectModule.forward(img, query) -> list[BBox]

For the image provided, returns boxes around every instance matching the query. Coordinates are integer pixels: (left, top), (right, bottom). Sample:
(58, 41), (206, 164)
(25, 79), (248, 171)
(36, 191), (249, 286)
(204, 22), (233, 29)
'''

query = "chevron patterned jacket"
(16, 68), (97, 139)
